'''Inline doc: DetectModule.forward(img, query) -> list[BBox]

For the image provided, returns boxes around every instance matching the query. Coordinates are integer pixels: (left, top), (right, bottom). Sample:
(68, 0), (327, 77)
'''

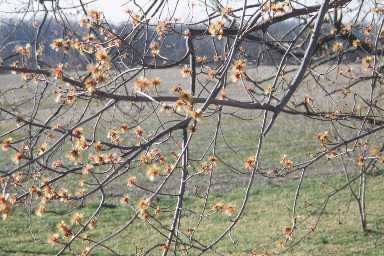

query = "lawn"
(0, 65), (383, 255)
(0, 173), (383, 255)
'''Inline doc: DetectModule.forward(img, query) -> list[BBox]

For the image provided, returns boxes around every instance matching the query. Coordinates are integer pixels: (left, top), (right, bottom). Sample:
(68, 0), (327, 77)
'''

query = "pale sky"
(0, 0), (245, 23)
(72, 0), (327, 23)
(0, 0), (372, 24)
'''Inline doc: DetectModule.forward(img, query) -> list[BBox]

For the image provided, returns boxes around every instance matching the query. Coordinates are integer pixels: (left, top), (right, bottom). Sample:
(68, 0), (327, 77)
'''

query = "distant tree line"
(1, 16), (374, 70)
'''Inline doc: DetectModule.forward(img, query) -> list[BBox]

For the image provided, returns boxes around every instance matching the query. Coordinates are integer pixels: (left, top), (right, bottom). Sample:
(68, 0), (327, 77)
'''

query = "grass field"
(0, 64), (383, 255)
(0, 174), (383, 255)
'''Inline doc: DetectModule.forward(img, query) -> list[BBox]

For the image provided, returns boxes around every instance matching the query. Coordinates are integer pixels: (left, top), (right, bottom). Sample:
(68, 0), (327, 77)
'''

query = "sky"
(0, 0), (247, 23)
(0, 0), (323, 23)
(0, 0), (371, 24)
(75, 0), (326, 23)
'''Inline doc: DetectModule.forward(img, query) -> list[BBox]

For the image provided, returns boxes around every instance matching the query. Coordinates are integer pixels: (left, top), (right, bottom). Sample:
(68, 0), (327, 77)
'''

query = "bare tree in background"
(0, 0), (384, 255)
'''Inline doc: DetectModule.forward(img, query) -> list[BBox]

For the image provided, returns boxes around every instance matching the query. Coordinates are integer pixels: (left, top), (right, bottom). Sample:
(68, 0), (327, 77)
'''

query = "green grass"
(0, 173), (383, 255)
(1, 67), (383, 255)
